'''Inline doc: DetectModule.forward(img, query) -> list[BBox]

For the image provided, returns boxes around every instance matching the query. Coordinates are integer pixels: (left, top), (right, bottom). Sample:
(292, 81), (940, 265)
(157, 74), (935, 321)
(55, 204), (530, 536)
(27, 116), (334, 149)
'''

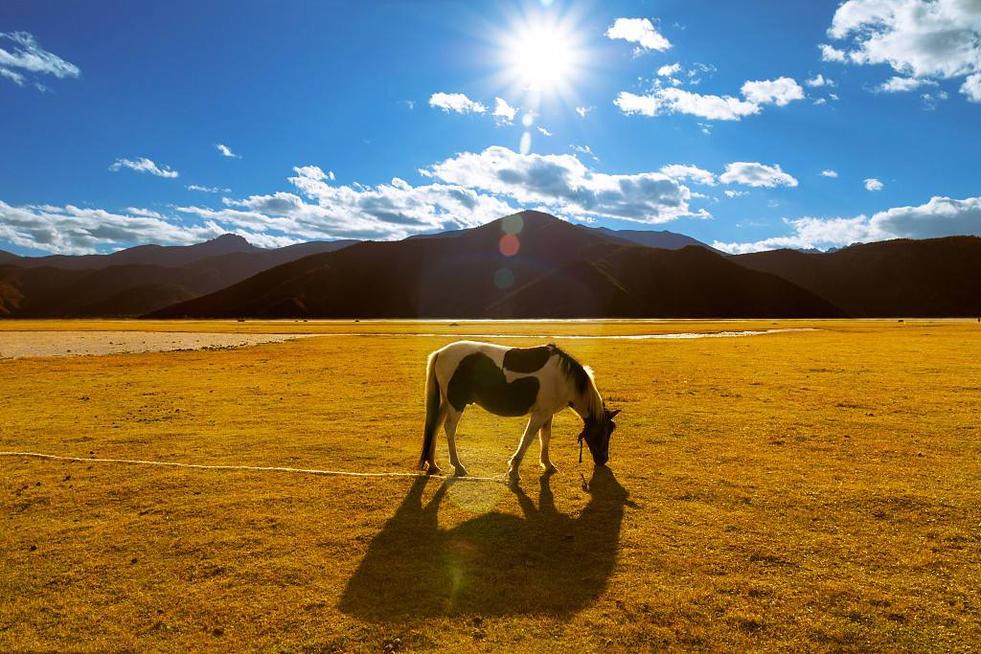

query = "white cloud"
(428, 92), (487, 114)
(871, 194), (981, 238)
(0, 66), (25, 85)
(605, 18), (671, 52)
(575, 106), (593, 118)
(806, 74), (835, 88)
(424, 146), (707, 224)
(719, 162), (798, 188)
(921, 89), (950, 109)
(741, 77), (806, 106)
(492, 97), (518, 125)
(216, 143), (241, 158)
(109, 157), (179, 179)
(820, 169), (839, 178)
(824, 0), (981, 101)
(660, 164), (717, 186)
(657, 63), (682, 77)
(537, 126), (552, 136)
(819, 44), (847, 62)
(291, 165), (336, 182)
(187, 184), (231, 193)
(182, 166), (516, 242)
(714, 195), (981, 253)
(0, 32), (80, 89)
(724, 190), (749, 198)
(876, 76), (937, 92)
(686, 62), (717, 85)
(961, 73), (981, 102)
(570, 144), (598, 161)
(615, 89), (758, 121)
(616, 76), (804, 121)
(0, 200), (224, 255)
(178, 147), (713, 242)
(864, 177), (884, 191)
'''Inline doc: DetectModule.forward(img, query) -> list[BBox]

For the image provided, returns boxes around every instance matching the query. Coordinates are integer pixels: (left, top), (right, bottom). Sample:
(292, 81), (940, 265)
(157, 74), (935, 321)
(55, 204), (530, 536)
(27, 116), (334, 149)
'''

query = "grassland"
(1, 320), (978, 652)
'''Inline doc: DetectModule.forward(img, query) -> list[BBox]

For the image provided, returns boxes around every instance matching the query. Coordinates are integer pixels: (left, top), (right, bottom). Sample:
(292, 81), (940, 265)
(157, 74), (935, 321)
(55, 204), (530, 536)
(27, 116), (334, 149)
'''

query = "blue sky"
(1, 0), (979, 255)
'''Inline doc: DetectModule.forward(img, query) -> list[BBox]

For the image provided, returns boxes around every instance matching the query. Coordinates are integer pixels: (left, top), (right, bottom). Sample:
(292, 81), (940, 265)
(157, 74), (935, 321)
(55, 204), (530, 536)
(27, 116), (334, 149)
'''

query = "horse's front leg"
(508, 413), (548, 483)
(538, 416), (557, 474)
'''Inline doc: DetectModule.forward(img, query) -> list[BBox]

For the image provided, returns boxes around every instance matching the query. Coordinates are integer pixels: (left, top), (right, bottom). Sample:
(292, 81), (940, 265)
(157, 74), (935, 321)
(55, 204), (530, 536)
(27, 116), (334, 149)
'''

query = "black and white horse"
(419, 340), (620, 481)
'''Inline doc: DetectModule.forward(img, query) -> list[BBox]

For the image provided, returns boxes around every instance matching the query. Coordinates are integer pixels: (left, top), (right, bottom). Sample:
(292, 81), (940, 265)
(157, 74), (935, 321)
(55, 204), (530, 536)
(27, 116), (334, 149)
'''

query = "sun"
(497, 10), (587, 103)
(505, 22), (580, 93)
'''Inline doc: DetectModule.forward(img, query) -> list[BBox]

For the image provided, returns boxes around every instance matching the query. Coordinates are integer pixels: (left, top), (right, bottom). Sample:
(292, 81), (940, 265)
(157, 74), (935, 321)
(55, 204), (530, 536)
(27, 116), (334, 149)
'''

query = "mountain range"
(1, 211), (978, 318)
(0, 235), (355, 317)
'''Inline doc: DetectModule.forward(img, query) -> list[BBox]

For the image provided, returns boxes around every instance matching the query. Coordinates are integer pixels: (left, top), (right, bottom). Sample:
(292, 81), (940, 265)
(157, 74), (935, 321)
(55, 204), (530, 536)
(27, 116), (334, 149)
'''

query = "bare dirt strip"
(0, 331), (315, 359)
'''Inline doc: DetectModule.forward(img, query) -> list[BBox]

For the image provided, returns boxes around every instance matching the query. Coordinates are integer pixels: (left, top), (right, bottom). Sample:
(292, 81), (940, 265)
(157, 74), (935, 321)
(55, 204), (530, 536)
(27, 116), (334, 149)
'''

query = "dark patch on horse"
(503, 345), (554, 373)
(447, 352), (540, 416)
(551, 346), (590, 396)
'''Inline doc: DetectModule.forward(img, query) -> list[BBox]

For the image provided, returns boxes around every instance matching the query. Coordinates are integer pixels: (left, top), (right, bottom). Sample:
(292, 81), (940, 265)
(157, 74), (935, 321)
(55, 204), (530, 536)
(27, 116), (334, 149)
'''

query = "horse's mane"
(551, 345), (603, 419)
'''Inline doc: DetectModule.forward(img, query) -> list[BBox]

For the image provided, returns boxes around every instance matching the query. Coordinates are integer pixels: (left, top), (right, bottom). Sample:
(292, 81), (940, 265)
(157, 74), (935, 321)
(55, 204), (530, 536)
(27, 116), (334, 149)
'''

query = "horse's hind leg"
(423, 402), (448, 475)
(538, 416), (557, 474)
(444, 407), (467, 477)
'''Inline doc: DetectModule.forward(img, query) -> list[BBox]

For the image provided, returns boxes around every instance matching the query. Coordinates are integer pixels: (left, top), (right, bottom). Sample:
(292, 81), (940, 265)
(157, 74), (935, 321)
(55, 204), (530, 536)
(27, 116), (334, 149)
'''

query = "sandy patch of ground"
(0, 331), (314, 359)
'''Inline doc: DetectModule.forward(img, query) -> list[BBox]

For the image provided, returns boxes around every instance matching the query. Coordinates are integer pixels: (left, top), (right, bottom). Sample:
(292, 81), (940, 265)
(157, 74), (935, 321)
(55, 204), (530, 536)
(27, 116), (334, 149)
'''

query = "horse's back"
(433, 341), (558, 416)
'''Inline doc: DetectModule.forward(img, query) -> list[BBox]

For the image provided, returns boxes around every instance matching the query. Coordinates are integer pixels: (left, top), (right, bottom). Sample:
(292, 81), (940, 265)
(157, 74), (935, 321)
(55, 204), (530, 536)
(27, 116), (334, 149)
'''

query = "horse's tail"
(418, 350), (441, 470)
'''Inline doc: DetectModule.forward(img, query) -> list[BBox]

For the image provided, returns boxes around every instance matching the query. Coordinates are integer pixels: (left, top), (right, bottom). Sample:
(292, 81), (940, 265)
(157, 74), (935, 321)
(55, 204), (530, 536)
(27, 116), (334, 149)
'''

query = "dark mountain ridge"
(0, 236), (356, 318)
(735, 236), (981, 317)
(2, 214), (976, 318)
(587, 226), (719, 252)
(149, 211), (841, 319)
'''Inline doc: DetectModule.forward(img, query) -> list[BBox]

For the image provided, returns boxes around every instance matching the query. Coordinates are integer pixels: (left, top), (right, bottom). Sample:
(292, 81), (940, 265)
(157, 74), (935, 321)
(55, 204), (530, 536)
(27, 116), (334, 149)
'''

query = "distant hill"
(0, 236), (356, 318)
(733, 236), (981, 317)
(489, 245), (841, 318)
(0, 234), (354, 270)
(586, 226), (717, 252)
(406, 223), (715, 251)
(149, 211), (840, 319)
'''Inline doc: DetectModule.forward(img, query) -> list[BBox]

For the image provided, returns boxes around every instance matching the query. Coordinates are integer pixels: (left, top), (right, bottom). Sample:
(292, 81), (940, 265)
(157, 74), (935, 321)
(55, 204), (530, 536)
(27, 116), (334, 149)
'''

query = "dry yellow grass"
(1, 320), (978, 652)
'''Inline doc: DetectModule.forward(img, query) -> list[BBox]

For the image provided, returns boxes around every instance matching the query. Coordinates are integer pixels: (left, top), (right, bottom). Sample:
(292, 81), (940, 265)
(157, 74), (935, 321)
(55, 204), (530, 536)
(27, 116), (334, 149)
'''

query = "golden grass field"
(1, 320), (978, 652)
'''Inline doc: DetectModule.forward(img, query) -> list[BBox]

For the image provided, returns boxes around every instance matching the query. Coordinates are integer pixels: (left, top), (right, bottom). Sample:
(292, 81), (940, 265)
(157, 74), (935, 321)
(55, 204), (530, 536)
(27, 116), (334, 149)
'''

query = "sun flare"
(498, 11), (586, 102)
(506, 23), (579, 92)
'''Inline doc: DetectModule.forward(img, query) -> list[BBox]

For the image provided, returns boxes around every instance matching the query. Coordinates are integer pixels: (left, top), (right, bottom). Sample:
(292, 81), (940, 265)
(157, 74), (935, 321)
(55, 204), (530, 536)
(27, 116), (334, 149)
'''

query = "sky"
(1, 0), (979, 256)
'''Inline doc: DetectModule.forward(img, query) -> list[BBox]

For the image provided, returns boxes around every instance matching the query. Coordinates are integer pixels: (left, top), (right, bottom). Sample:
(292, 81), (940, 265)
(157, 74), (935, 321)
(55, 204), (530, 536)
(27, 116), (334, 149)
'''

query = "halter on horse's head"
(578, 407), (621, 466)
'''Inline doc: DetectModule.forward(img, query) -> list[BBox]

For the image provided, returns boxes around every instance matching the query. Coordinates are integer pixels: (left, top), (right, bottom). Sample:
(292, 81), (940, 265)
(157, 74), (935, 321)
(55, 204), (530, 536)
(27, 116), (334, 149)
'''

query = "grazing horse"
(418, 340), (620, 480)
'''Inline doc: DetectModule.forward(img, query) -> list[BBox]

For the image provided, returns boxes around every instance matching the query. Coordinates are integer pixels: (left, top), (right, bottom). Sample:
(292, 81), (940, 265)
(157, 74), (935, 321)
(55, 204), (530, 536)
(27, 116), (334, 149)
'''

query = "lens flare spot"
(494, 268), (515, 289)
(502, 214), (524, 235)
(499, 234), (520, 256)
(519, 131), (532, 155)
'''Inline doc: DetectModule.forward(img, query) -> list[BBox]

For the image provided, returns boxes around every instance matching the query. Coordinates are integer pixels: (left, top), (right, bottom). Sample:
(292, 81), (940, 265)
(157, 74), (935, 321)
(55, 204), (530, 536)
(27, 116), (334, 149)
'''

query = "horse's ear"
(608, 408), (621, 419)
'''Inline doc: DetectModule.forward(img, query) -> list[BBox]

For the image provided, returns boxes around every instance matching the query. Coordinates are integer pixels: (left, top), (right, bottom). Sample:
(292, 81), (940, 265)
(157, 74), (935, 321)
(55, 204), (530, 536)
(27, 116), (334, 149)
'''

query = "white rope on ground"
(0, 451), (507, 483)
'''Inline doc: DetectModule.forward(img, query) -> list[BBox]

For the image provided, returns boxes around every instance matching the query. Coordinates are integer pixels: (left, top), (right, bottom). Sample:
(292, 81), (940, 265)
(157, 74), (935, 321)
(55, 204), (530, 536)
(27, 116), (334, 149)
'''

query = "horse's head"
(579, 407), (621, 466)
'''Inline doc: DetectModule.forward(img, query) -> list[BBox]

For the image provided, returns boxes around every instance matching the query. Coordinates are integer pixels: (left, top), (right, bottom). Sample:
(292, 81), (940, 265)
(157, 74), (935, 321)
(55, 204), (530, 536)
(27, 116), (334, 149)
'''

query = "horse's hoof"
(426, 463), (443, 476)
(453, 466), (468, 477)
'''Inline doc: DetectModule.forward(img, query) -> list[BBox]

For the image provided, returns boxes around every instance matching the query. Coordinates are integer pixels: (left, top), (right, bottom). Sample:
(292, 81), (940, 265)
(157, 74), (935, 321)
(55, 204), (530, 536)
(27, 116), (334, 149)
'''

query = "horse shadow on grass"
(338, 467), (629, 621)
